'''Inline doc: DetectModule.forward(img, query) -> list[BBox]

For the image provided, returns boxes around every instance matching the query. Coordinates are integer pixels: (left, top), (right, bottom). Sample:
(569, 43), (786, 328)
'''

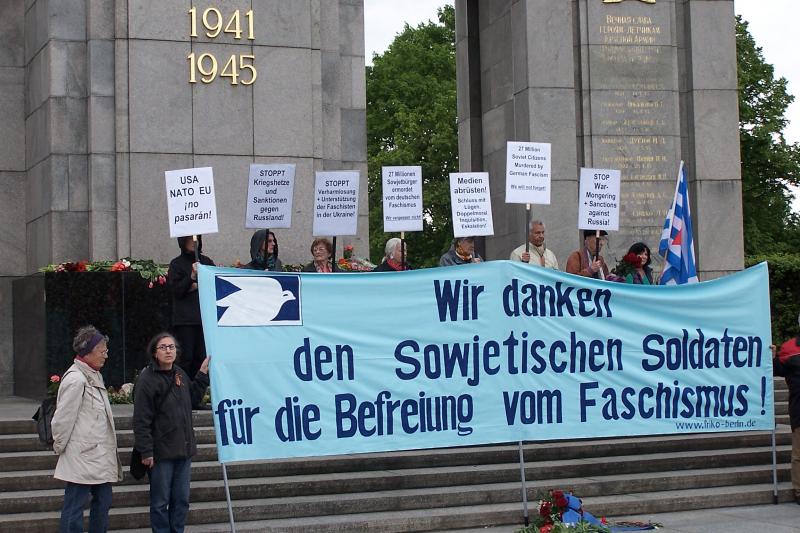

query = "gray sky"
(364, 0), (799, 144)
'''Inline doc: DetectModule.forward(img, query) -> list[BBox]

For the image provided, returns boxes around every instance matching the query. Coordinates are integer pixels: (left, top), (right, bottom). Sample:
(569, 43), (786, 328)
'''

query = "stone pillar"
(0, 0), (26, 395)
(456, 0), (743, 278)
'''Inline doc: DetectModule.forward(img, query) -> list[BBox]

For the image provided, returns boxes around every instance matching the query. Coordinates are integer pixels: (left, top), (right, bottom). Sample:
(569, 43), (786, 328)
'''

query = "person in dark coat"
(772, 316), (800, 505)
(168, 235), (214, 377)
(242, 229), (283, 271)
(133, 332), (210, 532)
(373, 237), (413, 272)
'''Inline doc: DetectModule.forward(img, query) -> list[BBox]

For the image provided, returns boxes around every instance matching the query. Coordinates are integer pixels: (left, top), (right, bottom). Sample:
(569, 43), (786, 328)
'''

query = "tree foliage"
(737, 17), (800, 254)
(366, 6), (457, 267)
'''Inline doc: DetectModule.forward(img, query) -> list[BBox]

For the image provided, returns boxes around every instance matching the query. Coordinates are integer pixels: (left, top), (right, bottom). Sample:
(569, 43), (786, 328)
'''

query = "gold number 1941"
(189, 7), (254, 40)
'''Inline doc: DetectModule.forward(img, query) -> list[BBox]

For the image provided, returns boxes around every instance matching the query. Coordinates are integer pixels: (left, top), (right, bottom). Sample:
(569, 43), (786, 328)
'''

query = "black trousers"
(173, 324), (207, 378)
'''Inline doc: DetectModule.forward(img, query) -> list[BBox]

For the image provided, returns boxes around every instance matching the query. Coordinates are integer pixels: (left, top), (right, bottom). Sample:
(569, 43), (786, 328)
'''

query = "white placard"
(245, 164), (296, 229)
(449, 172), (494, 238)
(578, 167), (621, 231)
(165, 166), (218, 238)
(313, 171), (360, 236)
(382, 166), (423, 232)
(505, 141), (551, 204)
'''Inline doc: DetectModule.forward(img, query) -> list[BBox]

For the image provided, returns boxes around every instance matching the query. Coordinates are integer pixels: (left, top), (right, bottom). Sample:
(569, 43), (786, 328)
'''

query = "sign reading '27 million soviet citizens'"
(187, 6), (257, 85)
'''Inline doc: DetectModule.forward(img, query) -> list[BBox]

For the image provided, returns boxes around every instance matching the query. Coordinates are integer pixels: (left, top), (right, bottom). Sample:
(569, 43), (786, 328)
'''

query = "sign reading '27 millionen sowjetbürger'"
(199, 261), (773, 463)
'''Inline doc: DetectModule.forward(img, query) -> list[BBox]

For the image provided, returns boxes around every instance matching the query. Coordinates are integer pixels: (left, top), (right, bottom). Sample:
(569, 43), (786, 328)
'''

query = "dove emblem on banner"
(216, 275), (302, 326)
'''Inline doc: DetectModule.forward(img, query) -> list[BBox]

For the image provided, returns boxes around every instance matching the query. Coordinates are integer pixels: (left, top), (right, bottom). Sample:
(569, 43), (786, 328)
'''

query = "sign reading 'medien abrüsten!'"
(187, 6), (258, 85)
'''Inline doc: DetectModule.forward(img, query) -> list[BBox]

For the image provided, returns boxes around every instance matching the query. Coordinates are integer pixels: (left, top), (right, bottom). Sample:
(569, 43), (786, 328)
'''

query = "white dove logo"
(216, 276), (300, 326)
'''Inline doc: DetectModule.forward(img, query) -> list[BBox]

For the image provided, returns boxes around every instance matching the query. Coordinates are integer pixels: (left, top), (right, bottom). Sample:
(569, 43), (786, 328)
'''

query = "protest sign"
(165, 167), (218, 238)
(450, 172), (494, 237)
(199, 261), (773, 463)
(505, 142), (551, 204)
(578, 168), (621, 231)
(382, 166), (423, 232)
(245, 164), (296, 229)
(313, 171), (360, 236)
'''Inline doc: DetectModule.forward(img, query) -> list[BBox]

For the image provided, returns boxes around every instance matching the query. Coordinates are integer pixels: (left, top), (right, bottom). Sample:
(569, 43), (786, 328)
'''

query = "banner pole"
(525, 204), (531, 258)
(331, 236), (337, 271)
(771, 426), (778, 504)
(400, 231), (406, 270)
(221, 463), (237, 532)
(193, 234), (200, 263)
(518, 441), (529, 526)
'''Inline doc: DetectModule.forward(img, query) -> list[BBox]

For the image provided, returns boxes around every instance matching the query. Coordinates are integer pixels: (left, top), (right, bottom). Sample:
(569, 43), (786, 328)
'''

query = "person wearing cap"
(439, 236), (483, 266)
(565, 230), (609, 279)
(51, 325), (122, 533)
(168, 235), (215, 378)
(772, 317), (800, 505)
(509, 219), (559, 269)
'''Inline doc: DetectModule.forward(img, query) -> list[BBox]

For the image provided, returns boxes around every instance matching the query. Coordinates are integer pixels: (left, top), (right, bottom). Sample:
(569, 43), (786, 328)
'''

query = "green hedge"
(746, 254), (800, 343)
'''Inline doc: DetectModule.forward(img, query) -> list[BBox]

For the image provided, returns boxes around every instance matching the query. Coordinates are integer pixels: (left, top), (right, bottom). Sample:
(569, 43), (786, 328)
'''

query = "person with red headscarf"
(772, 314), (800, 505)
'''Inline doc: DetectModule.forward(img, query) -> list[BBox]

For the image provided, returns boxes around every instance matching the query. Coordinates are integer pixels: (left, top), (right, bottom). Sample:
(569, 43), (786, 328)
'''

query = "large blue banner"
(198, 261), (773, 463)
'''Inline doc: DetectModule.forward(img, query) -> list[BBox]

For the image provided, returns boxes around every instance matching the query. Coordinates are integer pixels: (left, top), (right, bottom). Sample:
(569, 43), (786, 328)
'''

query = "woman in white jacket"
(51, 325), (122, 533)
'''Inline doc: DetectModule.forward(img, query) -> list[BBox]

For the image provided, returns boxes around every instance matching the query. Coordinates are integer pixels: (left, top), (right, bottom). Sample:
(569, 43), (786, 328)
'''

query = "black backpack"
(32, 396), (57, 448)
(31, 370), (85, 449)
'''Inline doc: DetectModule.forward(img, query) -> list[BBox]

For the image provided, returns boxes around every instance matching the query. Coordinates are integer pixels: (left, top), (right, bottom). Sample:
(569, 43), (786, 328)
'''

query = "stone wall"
(0, 0), (26, 395)
(1, 0), (368, 395)
(456, 0), (742, 278)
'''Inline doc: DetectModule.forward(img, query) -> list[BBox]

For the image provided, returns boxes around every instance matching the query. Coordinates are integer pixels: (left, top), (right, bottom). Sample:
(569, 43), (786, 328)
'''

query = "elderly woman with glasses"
(52, 325), (122, 533)
(133, 333), (209, 533)
(302, 237), (341, 272)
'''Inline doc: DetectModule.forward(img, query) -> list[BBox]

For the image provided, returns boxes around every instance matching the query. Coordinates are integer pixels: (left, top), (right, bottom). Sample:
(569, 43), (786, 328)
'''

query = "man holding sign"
(509, 219), (559, 270)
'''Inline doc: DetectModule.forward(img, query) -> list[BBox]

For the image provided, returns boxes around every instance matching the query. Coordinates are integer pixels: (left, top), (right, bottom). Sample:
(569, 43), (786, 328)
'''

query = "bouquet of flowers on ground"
(337, 245), (376, 272)
(516, 489), (659, 532)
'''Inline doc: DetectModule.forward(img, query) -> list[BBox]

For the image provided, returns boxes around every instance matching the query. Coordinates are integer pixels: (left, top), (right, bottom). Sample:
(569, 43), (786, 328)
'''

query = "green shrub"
(746, 254), (800, 343)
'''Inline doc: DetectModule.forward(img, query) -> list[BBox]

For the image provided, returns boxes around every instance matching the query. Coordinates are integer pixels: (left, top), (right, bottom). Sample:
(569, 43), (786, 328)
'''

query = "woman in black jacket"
(134, 332), (209, 533)
(168, 235), (214, 377)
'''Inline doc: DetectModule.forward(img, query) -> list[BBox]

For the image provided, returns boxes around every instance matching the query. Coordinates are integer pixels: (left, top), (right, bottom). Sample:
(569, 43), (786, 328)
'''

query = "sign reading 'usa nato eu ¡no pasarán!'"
(198, 261), (773, 463)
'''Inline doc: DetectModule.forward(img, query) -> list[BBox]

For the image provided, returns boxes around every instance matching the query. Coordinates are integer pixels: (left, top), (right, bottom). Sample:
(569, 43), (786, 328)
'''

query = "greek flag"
(658, 162), (698, 285)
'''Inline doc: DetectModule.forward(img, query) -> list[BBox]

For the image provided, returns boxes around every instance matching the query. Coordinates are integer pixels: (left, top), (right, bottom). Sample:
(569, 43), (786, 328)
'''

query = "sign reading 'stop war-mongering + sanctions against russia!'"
(198, 261), (774, 463)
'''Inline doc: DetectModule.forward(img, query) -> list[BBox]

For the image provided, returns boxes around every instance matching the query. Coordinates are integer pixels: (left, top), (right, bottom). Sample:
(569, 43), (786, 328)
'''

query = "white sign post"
(505, 141), (551, 204)
(313, 171), (360, 237)
(382, 166), (423, 232)
(449, 172), (494, 238)
(245, 164), (296, 229)
(164, 166), (218, 238)
(578, 167), (621, 231)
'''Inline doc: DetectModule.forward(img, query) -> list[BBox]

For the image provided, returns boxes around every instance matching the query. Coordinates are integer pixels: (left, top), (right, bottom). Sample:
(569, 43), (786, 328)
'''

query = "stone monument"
(0, 0), (367, 394)
(456, 0), (743, 278)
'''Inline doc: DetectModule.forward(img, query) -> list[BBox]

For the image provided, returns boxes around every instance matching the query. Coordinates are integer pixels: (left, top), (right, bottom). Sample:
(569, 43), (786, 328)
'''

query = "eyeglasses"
(157, 344), (176, 352)
(312, 246), (328, 253)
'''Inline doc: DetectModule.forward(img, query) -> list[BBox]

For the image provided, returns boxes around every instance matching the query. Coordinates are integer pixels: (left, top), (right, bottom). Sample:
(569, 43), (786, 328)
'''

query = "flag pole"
(660, 161), (683, 265)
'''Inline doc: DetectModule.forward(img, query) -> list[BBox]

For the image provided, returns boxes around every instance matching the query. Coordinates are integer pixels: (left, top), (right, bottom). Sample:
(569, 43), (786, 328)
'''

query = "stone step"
(0, 426), (218, 453)
(0, 427), (791, 476)
(76, 483), (800, 533)
(0, 409), (213, 436)
(0, 445), (790, 514)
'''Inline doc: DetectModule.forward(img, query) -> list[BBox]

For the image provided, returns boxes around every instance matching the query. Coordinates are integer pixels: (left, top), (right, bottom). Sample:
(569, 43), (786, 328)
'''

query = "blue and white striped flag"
(658, 162), (698, 285)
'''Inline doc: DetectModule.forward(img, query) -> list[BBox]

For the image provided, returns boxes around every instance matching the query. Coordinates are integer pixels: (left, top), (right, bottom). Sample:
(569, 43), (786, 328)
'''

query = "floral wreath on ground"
(40, 259), (168, 288)
(516, 490), (659, 533)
